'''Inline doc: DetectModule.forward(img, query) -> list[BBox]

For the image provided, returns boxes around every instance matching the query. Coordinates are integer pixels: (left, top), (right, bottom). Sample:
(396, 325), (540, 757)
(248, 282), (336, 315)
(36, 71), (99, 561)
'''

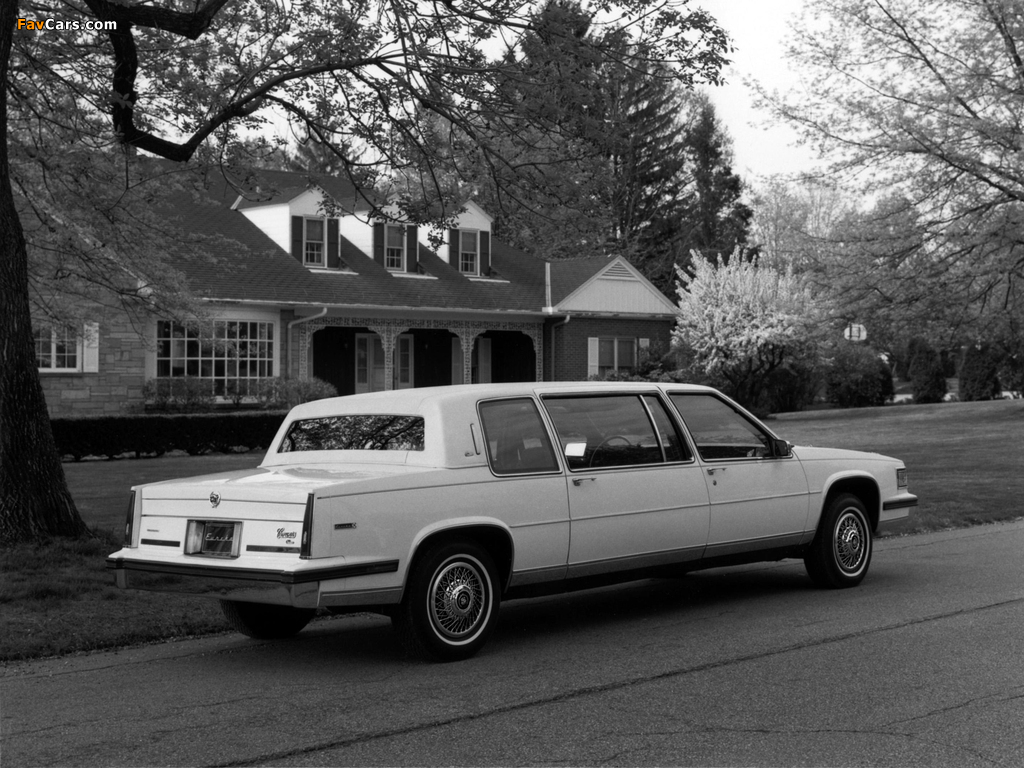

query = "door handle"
(572, 477), (596, 486)
(706, 467), (726, 475)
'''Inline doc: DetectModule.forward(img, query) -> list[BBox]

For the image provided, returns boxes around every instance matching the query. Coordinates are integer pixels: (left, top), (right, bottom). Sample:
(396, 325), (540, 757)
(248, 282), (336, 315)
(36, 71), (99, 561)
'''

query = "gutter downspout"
(543, 261), (570, 381)
(286, 307), (328, 379)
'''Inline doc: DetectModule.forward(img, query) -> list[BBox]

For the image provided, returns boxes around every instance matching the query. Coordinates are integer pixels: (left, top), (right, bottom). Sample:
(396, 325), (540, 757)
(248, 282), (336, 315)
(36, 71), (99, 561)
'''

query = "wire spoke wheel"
(429, 560), (486, 640)
(394, 540), (500, 661)
(833, 510), (868, 573)
(804, 492), (873, 589)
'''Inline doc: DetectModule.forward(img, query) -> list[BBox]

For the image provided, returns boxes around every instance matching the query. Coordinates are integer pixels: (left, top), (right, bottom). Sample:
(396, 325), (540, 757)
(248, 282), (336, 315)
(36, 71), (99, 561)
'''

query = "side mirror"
(770, 438), (792, 458)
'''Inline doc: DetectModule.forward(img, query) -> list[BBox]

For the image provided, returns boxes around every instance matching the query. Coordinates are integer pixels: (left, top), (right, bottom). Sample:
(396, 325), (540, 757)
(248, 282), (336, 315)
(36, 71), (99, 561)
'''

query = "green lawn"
(2, 400), (1021, 662)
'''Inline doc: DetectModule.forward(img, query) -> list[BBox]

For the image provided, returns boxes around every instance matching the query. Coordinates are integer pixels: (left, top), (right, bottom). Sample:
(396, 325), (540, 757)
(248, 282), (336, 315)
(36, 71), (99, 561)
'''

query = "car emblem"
(209, 492), (221, 508)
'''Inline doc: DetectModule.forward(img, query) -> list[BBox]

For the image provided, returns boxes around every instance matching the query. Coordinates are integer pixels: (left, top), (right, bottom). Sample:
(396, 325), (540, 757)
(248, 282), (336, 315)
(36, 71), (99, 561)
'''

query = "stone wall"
(39, 315), (147, 417)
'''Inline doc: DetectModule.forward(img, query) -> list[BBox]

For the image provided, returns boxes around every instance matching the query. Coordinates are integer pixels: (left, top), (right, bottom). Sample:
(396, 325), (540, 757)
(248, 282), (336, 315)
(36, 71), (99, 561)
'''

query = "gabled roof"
(554, 257), (677, 316)
(165, 169), (669, 318)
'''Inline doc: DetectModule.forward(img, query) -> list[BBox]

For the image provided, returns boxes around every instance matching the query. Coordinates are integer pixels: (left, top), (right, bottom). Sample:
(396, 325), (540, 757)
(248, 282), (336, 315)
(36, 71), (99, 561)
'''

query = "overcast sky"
(696, 0), (817, 179)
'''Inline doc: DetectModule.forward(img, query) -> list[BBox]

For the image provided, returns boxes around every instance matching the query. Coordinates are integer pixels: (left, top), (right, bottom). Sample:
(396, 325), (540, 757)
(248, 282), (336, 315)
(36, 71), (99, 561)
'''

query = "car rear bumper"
(106, 556), (400, 609)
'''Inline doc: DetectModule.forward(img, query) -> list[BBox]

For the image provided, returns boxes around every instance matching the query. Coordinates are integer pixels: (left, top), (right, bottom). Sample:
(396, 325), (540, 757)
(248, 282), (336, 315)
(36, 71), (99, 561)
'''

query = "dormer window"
(304, 218), (325, 266)
(459, 230), (479, 275)
(385, 224), (406, 271)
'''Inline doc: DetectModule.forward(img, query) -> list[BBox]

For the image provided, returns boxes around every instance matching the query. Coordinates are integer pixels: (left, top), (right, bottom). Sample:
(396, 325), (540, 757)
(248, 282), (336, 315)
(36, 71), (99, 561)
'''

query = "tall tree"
(674, 96), (753, 268)
(757, 0), (1024, 344)
(1, 0), (729, 543)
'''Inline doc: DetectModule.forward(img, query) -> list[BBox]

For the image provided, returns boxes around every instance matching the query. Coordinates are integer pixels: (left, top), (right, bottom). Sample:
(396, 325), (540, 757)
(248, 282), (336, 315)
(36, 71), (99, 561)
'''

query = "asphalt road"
(3, 521), (1023, 768)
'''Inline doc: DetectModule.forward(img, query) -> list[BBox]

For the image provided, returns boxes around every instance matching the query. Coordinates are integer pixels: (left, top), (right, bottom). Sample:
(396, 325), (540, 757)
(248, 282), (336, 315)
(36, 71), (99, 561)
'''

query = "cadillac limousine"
(107, 382), (917, 660)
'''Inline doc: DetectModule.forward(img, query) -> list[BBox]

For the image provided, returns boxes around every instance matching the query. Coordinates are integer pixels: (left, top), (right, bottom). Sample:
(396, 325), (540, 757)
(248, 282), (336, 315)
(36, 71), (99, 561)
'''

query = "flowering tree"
(672, 252), (831, 410)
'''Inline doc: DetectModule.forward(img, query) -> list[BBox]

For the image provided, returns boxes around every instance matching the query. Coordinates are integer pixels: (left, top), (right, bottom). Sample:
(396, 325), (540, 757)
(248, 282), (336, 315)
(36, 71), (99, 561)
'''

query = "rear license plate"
(186, 520), (242, 558)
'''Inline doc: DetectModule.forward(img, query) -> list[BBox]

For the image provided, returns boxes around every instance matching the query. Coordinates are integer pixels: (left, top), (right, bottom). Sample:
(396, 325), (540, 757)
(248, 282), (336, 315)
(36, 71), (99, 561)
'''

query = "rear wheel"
(804, 493), (873, 589)
(393, 540), (499, 662)
(220, 600), (316, 639)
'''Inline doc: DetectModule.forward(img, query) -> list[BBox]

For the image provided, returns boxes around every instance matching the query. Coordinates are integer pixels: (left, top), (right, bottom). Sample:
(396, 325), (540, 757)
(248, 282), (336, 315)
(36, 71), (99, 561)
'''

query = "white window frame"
(303, 217), (325, 266)
(458, 229), (479, 275)
(587, 336), (646, 378)
(34, 323), (99, 374)
(154, 320), (275, 398)
(356, 333), (414, 393)
(384, 224), (406, 271)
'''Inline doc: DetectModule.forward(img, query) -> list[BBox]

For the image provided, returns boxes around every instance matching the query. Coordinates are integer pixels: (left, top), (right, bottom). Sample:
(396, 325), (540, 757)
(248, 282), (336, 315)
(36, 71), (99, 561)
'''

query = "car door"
(669, 392), (810, 557)
(542, 393), (711, 577)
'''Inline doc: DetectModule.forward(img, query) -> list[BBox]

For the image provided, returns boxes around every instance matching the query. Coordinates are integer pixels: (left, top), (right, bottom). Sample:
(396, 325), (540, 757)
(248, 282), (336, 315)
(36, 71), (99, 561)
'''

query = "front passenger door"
(669, 392), (809, 556)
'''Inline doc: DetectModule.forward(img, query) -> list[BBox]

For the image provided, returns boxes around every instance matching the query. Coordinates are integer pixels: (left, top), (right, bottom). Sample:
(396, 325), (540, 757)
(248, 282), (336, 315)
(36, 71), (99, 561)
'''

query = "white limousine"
(107, 382), (917, 660)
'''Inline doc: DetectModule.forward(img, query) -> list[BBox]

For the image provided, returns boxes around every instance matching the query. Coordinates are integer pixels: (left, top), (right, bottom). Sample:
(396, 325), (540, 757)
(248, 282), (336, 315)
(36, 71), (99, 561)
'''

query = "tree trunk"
(0, 4), (88, 544)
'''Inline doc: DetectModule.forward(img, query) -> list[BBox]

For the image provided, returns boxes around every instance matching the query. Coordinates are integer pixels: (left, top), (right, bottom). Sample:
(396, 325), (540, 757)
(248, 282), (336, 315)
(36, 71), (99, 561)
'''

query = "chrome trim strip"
(319, 587), (403, 607)
(106, 557), (399, 584)
(883, 495), (919, 511)
(566, 546), (704, 579)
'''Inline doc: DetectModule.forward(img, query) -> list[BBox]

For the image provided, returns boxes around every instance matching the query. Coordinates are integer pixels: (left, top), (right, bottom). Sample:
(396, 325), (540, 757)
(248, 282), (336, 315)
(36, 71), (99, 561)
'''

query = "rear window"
(279, 415), (425, 452)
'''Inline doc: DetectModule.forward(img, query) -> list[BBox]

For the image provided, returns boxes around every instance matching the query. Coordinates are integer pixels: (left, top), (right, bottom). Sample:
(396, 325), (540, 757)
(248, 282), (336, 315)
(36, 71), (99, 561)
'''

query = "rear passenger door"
(541, 393), (711, 578)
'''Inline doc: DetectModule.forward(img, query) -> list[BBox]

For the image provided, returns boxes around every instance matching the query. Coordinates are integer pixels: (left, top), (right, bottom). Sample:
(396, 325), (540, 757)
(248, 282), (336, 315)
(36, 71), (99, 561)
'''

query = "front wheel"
(393, 540), (500, 662)
(220, 600), (316, 639)
(804, 493), (873, 589)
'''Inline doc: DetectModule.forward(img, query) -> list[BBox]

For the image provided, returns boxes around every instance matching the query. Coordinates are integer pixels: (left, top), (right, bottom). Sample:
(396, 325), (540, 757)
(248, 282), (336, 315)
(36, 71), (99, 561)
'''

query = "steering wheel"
(589, 435), (630, 467)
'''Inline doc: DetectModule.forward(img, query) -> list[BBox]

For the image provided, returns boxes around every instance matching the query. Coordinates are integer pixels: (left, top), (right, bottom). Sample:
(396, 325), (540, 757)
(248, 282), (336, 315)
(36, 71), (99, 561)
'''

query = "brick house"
(35, 170), (678, 417)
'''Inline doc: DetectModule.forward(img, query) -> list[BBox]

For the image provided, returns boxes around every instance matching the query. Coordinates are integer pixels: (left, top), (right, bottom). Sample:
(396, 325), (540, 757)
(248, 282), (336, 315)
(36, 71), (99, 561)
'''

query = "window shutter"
(449, 228), (459, 267)
(479, 231), (490, 276)
(406, 225), (418, 273)
(291, 217), (304, 264)
(83, 322), (100, 373)
(587, 337), (599, 378)
(327, 219), (340, 269)
(372, 222), (384, 266)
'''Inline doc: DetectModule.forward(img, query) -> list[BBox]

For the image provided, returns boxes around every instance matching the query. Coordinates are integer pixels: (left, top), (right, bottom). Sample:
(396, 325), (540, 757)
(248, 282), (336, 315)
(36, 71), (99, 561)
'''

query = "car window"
(669, 393), (771, 461)
(479, 398), (560, 475)
(280, 415), (425, 451)
(542, 394), (665, 470)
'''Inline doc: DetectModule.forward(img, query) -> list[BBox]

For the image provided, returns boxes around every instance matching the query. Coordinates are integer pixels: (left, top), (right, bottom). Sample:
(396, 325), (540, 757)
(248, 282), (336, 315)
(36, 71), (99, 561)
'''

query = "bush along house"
(35, 170), (678, 417)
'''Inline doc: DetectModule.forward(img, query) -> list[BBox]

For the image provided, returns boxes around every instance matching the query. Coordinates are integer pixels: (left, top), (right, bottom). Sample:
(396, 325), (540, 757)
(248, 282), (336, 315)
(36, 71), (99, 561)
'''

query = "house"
(35, 170), (678, 417)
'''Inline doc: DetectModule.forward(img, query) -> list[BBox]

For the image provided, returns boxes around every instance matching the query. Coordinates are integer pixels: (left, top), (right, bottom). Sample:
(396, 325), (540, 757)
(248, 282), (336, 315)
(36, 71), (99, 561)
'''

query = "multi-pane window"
(459, 230), (478, 274)
(34, 326), (79, 371)
(156, 320), (274, 398)
(304, 218), (325, 266)
(596, 337), (636, 377)
(385, 224), (405, 271)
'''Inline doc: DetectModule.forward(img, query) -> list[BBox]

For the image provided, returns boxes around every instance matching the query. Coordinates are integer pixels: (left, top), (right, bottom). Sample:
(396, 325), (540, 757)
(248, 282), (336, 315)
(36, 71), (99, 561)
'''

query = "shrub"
(256, 377), (339, 409)
(142, 377), (215, 412)
(52, 412), (287, 460)
(958, 344), (1002, 401)
(825, 344), (894, 408)
(908, 339), (947, 404)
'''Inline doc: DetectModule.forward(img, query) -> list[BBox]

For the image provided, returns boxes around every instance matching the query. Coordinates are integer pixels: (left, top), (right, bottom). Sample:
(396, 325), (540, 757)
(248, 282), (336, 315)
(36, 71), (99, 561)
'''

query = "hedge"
(52, 411), (289, 460)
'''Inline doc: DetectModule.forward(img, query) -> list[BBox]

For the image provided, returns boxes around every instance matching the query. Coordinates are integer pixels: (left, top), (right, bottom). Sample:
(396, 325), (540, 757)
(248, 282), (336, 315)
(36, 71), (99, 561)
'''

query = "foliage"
(757, 0), (1024, 362)
(51, 412), (286, 460)
(255, 377), (339, 410)
(825, 343), (894, 409)
(958, 344), (1003, 402)
(672, 251), (832, 411)
(142, 377), (216, 413)
(908, 338), (948, 404)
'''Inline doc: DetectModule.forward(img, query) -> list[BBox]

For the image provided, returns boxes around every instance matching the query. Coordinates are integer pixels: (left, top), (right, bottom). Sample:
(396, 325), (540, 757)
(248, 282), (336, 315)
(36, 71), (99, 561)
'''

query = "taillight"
(300, 493), (314, 559)
(123, 491), (137, 547)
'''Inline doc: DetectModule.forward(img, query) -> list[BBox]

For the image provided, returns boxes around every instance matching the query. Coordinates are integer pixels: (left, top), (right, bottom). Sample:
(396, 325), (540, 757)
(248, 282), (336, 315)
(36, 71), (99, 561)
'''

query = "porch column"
(367, 322), (408, 390)
(451, 326), (487, 384)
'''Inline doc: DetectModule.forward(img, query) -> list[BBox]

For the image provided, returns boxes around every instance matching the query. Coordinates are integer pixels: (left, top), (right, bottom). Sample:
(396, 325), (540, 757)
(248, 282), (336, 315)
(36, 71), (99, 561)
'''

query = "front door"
(355, 333), (414, 393)
(669, 392), (810, 556)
